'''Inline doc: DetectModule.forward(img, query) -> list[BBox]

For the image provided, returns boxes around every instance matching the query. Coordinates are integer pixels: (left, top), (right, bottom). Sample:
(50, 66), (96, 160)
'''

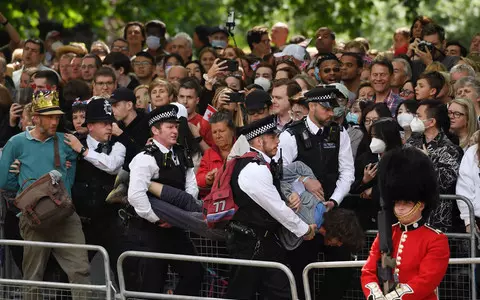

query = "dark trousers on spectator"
(121, 218), (203, 295)
(288, 234), (353, 300)
(225, 229), (291, 300)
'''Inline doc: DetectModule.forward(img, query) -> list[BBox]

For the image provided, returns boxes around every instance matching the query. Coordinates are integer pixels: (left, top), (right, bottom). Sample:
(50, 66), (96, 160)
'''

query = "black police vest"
(286, 119), (341, 200)
(144, 144), (189, 191)
(230, 156), (281, 232)
(72, 138), (117, 218)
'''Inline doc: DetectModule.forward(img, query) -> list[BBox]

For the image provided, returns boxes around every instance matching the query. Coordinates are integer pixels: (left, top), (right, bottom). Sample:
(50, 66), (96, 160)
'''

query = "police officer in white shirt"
(126, 104), (203, 295)
(226, 115), (316, 300)
(278, 86), (355, 299)
(65, 98), (126, 281)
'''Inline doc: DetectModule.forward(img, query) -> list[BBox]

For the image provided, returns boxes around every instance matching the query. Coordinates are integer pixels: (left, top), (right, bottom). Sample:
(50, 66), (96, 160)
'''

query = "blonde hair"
(425, 61), (447, 73)
(149, 79), (177, 99)
(212, 86), (244, 127)
(134, 84), (149, 94)
(449, 98), (478, 148)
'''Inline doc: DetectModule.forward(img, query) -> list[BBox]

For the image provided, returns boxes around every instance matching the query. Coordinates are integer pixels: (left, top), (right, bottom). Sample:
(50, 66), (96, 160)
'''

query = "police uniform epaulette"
(285, 119), (305, 135)
(425, 224), (444, 234)
(143, 143), (160, 156)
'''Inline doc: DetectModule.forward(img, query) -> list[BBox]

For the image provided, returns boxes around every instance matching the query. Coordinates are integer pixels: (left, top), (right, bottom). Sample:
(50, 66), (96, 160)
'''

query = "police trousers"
(225, 226), (292, 300)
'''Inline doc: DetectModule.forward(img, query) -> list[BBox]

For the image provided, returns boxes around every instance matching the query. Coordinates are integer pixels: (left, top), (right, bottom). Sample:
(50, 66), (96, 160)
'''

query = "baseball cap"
(110, 87), (136, 105)
(274, 44), (308, 61)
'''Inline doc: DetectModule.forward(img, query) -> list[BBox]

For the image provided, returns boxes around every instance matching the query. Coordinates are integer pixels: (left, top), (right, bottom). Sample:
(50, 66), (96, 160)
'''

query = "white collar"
(306, 115), (323, 135)
(153, 139), (173, 154)
(87, 134), (101, 148)
(250, 146), (272, 163)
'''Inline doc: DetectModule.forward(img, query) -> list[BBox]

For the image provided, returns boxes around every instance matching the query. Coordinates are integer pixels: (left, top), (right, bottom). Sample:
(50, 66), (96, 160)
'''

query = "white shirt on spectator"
(238, 147), (309, 237)
(84, 135), (125, 175)
(128, 139), (199, 223)
(456, 144), (480, 226)
(276, 115), (355, 205)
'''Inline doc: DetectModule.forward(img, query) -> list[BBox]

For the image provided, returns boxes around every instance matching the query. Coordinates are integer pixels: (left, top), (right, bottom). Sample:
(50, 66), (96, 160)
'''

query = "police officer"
(226, 115), (316, 300)
(278, 86), (355, 299)
(126, 104), (203, 295)
(65, 97), (126, 268)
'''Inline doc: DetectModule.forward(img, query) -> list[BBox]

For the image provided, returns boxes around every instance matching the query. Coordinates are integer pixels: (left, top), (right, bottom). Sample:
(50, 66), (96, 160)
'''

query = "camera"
(417, 40), (435, 53)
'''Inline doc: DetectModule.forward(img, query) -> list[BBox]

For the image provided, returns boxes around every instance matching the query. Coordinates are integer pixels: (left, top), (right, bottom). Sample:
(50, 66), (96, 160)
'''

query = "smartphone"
(227, 92), (245, 103)
(223, 59), (239, 72)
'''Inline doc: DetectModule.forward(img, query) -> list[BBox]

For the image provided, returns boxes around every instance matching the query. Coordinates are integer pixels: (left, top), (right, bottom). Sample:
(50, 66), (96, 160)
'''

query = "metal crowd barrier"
(303, 257), (480, 300)
(117, 251), (298, 300)
(0, 240), (114, 299)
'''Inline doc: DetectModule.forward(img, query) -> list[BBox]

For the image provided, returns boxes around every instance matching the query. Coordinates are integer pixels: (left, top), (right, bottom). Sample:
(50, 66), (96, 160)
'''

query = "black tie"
(316, 128), (323, 136)
(95, 142), (112, 154)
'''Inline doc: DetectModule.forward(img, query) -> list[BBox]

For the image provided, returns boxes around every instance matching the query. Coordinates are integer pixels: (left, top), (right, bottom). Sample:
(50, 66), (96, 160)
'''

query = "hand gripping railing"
(117, 251), (299, 300)
(303, 257), (480, 300)
(0, 239), (113, 299)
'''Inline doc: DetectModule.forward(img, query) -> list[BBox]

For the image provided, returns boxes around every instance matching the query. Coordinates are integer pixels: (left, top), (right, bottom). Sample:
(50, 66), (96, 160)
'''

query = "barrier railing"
(117, 251), (298, 300)
(0, 240), (114, 299)
(303, 257), (480, 300)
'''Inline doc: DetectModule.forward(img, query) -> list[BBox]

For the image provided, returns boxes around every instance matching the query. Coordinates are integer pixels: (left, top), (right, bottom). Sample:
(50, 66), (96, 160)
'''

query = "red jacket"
(361, 221), (449, 300)
(196, 147), (224, 197)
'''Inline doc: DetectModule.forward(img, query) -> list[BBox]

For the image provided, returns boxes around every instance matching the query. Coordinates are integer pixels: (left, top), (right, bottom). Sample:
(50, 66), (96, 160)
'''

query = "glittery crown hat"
(31, 90), (64, 115)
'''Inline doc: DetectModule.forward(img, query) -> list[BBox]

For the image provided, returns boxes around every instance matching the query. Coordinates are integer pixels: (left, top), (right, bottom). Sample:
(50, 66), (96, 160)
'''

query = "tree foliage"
(3, 0), (478, 51)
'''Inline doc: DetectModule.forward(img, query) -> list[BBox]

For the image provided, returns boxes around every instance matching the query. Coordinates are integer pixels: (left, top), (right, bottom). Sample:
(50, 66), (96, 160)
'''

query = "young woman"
(448, 97), (478, 150)
(350, 118), (403, 230)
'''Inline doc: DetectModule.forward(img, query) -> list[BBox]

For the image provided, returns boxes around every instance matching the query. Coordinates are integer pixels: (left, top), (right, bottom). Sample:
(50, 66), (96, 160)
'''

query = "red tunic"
(361, 222), (449, 300)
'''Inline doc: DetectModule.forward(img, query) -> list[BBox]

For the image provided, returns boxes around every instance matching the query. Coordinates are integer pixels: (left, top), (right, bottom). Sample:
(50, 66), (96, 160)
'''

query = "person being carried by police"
(225, 114), (316, 300)
(277, 85), (355, 299)
(125, 104), (203, 295)
(361, 147), (449, 300)
(64, 97), (126, 274)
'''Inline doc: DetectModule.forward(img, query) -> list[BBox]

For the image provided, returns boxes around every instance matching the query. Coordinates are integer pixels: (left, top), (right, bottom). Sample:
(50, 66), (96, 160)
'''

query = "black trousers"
(121, 218), (203, 295)
(287, 234), (353, 300)
(225, 229), (292, 300)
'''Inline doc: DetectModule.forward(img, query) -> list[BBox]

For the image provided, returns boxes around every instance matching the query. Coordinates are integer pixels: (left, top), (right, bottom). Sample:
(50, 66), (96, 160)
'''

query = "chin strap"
(394, 202), (421, 223)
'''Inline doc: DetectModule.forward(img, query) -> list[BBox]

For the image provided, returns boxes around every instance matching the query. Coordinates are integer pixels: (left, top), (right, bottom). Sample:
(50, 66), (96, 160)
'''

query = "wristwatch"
(195, 136), (203, 143)
(79, 146), (87, 156)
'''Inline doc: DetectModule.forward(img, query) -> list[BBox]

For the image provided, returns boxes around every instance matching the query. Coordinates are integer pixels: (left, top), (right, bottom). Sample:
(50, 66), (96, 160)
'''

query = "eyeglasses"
(321, 67), (340, 73)
(364, 118), (379, 125)
(95, 81), (115, 87)
(133, 61), (153, 67)
(399, 89), (414, 97)
(448, 110), (465, 119)
(112, 46), (128, 52)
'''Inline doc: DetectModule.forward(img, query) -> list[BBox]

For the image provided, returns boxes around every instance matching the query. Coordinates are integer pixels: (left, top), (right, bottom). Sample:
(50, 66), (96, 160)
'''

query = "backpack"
(202, 151), (261, 228)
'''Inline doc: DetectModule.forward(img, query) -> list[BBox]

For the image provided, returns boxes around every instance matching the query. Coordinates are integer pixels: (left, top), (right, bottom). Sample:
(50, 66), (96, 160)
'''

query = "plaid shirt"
(373, 89), (403, 116)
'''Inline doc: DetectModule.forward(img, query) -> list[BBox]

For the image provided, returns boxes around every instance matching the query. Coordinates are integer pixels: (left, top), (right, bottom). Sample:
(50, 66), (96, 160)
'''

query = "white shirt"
(128, 139), (199, 223)
(276, 115), (355, 204)
(456, 144), (480, 226)
(12, 64), (57, 89)
(84, 135), (126, 175)
(238, 147), (309, 237)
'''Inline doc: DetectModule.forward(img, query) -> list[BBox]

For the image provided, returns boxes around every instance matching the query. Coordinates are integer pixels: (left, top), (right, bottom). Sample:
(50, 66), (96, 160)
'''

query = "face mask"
(211, 40), (227, 49)
(410, 117), (426, 133)
(370, 137), (387, 154)
(346, 112), (359, 124)
(397, 113), (414, 128)
(333, 106), (346, 118)
(146, 36), (161, 50)
(254, 77), (271, 92)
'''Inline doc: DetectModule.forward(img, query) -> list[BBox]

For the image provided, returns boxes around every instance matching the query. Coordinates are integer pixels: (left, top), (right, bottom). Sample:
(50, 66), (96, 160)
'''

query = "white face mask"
(146, 36), (161, 50)
(254, 77), (271, 92)
(410, 117), (426, 133)
(370, 137), (387, 154)
(397, 113), (414, 128)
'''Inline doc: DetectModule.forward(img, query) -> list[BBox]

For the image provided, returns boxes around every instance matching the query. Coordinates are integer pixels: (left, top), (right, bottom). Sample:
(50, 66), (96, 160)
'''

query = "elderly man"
(171, 32), (193, 64)
(271, 22), (289, 51)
